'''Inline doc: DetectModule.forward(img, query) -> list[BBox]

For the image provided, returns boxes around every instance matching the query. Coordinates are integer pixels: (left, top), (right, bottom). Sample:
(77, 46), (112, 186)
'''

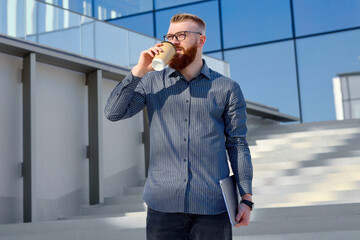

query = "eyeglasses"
(163, 31), (202, 42)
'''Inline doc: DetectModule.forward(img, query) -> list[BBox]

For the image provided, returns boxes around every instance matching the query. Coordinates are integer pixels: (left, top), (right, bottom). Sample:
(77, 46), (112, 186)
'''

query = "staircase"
(1, 119), (360, 240)
(248, 119), (360, 208)
(78, 184), (146, 218)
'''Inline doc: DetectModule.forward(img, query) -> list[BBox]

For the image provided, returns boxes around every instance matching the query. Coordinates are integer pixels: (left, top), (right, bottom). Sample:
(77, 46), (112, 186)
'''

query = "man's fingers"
(236, 207), (244, 222)
(145, 47), (164, 57)
(154, 46), (164, 53)
(145, 50), (155, 57)
(235, 217), (249, 227)
(234, 204), (250, 228)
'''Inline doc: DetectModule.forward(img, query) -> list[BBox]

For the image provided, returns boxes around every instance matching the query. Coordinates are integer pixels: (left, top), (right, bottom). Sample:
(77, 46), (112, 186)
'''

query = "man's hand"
(131, 42), (164, 78)
(235, 194), (252, 227)
(234, 203), (251, 227)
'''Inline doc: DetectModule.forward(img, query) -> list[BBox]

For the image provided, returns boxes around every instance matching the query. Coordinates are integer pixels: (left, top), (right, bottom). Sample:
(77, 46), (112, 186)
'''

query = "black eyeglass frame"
(163, 31), (202, 42)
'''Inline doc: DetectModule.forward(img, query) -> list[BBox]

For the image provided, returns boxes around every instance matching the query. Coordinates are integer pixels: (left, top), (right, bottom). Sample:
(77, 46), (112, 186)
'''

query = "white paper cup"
(151, 41), (176, 71)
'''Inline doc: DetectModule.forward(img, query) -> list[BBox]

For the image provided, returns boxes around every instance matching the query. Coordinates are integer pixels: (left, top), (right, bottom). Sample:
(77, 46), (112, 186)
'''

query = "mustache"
(173, 46), (185, 56)
(175, 46), (185, 51)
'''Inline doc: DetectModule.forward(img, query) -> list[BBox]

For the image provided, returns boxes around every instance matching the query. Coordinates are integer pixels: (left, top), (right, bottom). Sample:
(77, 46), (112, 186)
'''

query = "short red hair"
(170, 13), (206, 33)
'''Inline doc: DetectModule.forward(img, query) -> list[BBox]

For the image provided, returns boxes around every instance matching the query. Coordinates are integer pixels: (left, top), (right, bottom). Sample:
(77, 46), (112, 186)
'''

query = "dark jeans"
(146, 207), (232, 240)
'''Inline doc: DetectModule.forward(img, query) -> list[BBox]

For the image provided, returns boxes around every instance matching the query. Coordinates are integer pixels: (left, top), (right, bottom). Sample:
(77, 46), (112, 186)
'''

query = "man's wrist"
(240, 199), (254, 211)
(240, 193), (253, 211)
(131, 65), (147, 78)
(241, 193), (252, 202)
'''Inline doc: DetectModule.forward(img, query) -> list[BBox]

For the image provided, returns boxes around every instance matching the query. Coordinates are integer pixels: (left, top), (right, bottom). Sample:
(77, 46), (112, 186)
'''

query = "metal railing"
(0, 0), (229, 74)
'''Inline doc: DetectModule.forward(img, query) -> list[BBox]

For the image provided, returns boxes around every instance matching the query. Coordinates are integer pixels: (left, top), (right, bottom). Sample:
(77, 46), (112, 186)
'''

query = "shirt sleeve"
(104, 71), (146, 121)
(223, 82), (253, 196)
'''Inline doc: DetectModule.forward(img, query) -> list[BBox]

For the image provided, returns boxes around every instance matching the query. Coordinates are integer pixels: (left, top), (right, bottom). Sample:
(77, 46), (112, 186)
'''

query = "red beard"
(169, 45), (197, 70)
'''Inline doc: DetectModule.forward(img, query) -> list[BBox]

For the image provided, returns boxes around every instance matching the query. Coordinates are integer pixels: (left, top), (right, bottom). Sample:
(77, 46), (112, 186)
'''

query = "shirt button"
(184, 179), (187, 182)
(186, 100), (189, 103)
(184, 138), (187, 142)
(185, 118), (188, 122)
(184, 159), (187, 162)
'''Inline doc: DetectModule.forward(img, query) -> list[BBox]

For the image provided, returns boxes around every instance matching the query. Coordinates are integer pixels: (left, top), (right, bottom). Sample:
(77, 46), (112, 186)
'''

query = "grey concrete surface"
(1, 203), (359, 240)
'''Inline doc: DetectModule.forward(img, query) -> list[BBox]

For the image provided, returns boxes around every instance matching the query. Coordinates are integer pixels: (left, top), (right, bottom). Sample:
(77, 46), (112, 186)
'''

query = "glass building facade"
(333, 72), (360, 120)
(10, 0), (360, 122)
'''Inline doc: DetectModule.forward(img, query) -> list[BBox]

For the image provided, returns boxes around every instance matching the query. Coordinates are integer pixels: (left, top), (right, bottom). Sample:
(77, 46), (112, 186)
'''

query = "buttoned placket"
(179, 77), (191, 211)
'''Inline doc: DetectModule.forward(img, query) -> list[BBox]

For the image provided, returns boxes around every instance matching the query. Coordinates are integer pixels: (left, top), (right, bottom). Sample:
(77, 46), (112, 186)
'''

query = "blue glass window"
(36, 2), (82, 54)
(293, 0), (360, 36)
(224, 41), (299, 118)
(109, 13), (154, 37)
(93, 21), (130, 67)
(69, 0), (92, 16)
(296, 29), (360, 122)
(205, 51), (223, 60)
(94, 0), (152, 20)
(221, 0), (292, 48)
(1, 0), (26, 38)
(155, 0), (204, 10)
(155, 1), (221, 52)
(40, 0), (92, 17)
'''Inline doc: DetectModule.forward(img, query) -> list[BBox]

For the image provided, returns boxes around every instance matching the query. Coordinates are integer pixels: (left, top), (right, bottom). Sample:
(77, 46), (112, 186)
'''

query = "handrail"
(0, 0), (229, 76)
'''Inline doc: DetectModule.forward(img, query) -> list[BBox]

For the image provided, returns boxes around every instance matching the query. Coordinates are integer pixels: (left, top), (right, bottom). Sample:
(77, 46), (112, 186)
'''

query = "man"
(105, 13), (253, 240)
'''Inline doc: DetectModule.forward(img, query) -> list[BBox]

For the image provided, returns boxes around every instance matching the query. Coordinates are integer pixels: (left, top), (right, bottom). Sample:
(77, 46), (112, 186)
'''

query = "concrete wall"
(0, 52), (145, 224)
(35, 62), (89, 221)
(0, 52), (23, 223)
(102, 78), (145, 197)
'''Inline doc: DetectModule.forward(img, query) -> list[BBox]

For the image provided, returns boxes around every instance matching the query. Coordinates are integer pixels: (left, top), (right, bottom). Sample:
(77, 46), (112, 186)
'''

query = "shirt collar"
(166, 59), (211, 80)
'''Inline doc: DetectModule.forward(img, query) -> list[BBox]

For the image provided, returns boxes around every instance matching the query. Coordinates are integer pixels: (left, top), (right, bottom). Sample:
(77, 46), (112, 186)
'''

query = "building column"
(142, 108), (150, 178)
(87, 70), (103, 205)
(22, 53), (37, 222)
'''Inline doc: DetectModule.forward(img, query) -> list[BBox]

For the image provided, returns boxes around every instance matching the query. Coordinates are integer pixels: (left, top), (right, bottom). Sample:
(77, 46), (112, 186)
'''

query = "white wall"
(0, 52), (23, 224)
(332, 77), (344, 120)
(0, 51), (145, 223)
(35, 62), (89, 220)
(102, 78), (145, 197)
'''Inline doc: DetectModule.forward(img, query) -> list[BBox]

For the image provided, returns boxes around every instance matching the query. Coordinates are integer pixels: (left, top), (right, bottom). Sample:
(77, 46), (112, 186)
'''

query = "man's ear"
(199, 35), (206, 47)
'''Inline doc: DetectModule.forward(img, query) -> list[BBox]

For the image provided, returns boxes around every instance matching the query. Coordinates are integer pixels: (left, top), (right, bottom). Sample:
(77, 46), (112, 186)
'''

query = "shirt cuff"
(238, 180), (252, 196)
(122, 71), (142, 89)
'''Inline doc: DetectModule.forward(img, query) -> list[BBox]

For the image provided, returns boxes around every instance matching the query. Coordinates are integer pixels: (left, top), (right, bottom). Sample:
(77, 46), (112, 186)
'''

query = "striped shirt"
(105, 61), (253, 215)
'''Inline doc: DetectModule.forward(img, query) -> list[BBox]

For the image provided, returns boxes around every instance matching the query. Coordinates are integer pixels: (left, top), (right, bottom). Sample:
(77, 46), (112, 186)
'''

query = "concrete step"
(123, 186), (144, 196)
(232, 203), (360, 239)
(253, 179), (360, 194)
(254, 156), (360, 174)
(234, 215), (360, 239)
(254, 127), (360, 141)
(248, 119), (360, 138)
(254, 132), (360, 148)
(254, 163), (360, 180)
(251, 135), (358, 152)
(253, 202), (360, 219)
(58, 210), (146, 221)
(80, 202), (146, 216)
(253, 152), (360, 165)
(104, 194), (144, 205)
(233, 231), (360, 240)
(1, 203), (359, 240)
(0, 212), (147, 240)
(253, 135), (360, 150)
(254, 165), (360, 193)
(255, 189), (360, 208)
(252, 147), (360, 162)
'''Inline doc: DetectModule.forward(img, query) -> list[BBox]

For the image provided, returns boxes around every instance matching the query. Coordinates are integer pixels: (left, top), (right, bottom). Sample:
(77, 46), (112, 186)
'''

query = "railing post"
(142, 108), (150, 178)
(22, 53), (37, 222)
(87, 70), (103, 205)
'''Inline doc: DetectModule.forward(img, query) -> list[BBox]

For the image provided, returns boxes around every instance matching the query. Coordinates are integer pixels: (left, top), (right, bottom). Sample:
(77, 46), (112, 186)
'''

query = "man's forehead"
(168, 21), (200, 33)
